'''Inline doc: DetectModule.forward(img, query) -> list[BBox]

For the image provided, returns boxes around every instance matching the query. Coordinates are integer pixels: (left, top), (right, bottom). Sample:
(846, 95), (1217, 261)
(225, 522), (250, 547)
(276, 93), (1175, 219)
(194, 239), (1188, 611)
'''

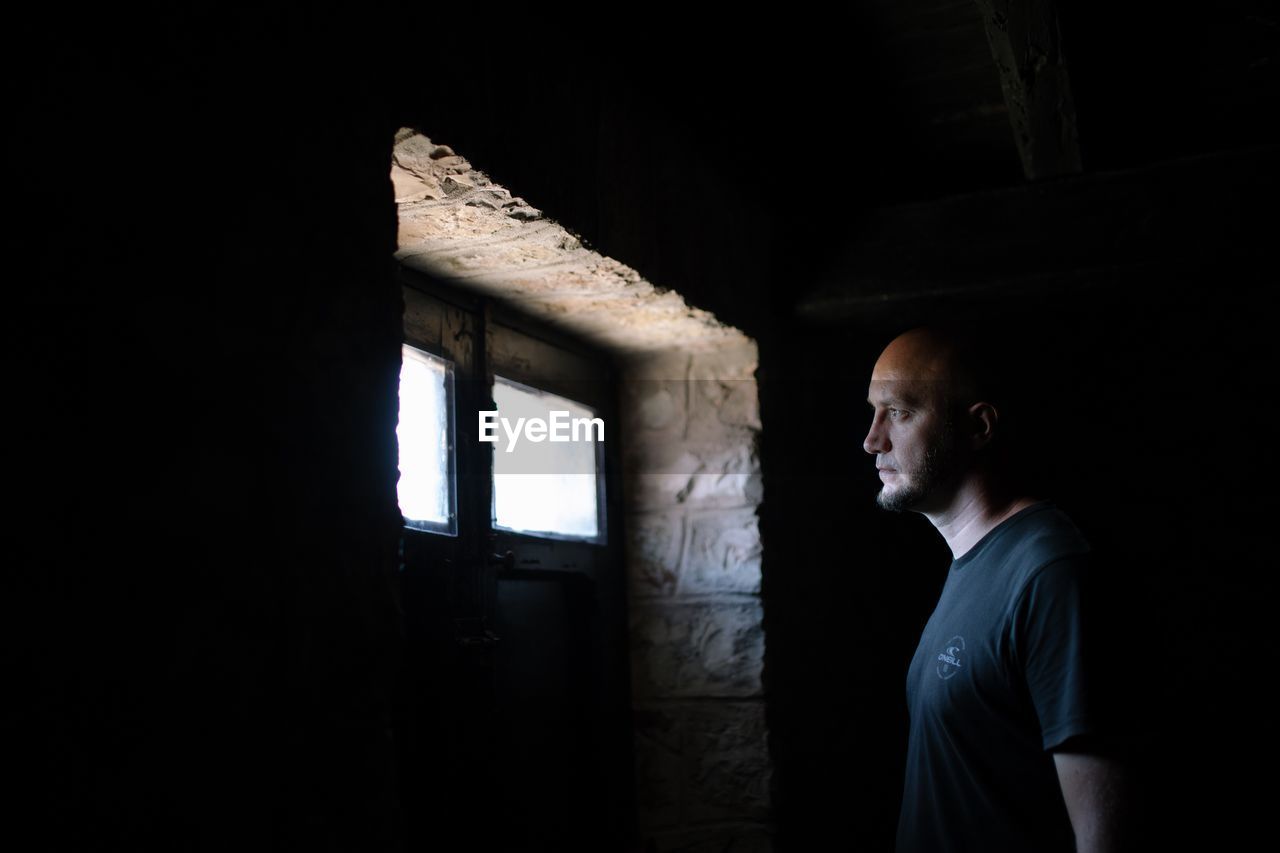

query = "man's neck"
(924, 482), (1043, 561)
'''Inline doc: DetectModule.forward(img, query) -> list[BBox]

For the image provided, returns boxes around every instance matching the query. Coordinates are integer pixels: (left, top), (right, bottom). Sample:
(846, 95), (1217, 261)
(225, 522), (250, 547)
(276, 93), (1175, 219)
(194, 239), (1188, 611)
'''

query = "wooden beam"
(973, 0), (1082, 180)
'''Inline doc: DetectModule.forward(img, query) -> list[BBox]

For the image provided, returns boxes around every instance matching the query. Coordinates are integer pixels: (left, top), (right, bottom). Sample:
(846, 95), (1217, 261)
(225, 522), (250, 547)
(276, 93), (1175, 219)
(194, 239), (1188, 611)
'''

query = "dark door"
(394, 267), (633, 853)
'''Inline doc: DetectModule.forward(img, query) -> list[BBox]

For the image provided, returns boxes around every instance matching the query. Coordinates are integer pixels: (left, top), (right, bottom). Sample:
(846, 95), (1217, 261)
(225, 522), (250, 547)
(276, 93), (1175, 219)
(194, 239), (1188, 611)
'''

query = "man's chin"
(876, 486), (921, 513)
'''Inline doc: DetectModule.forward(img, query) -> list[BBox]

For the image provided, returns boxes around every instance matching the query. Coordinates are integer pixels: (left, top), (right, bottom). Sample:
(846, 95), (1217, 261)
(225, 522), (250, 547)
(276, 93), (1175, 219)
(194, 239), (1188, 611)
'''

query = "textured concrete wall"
(392, 130), (744, 357)
(622, 345), (772, 852)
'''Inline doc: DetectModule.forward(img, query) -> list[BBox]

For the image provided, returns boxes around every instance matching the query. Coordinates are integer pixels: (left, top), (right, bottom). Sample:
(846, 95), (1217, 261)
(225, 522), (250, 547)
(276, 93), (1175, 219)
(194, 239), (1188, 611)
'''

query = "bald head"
(873, 327), (954, 380)
(871, 325), (986, 418)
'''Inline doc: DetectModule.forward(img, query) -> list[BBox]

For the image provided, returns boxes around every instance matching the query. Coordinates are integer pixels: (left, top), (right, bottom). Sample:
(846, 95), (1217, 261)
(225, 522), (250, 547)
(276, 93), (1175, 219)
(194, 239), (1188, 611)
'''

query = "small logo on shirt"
(936, 635), (965, 679)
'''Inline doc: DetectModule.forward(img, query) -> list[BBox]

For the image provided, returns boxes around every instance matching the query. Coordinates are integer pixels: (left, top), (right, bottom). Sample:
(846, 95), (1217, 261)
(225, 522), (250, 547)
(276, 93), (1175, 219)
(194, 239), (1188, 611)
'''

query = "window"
(397, 344), (456, 534)
(397, 269), (614, 553)
(491, 375), (603, 541)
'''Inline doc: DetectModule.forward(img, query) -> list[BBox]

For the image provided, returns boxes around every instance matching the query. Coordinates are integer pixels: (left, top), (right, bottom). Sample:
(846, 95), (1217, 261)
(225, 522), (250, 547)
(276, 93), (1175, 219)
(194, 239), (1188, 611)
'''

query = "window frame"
(397, 264), (620, 573)
(398, 341), (459, 536)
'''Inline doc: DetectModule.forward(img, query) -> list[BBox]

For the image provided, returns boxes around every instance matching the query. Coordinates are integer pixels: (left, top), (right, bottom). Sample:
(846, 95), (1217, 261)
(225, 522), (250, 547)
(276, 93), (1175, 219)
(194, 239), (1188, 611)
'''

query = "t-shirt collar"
(950, 499), (1054, 571)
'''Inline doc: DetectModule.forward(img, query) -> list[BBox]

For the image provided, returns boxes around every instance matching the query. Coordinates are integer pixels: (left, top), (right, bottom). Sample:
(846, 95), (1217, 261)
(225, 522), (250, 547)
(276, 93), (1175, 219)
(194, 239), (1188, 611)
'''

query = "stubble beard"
(876, 421), (959, 513)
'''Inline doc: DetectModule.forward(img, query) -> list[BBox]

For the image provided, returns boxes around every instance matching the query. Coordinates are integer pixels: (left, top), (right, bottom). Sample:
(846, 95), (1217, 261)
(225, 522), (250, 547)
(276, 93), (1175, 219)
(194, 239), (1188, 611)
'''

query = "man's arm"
(1052, 748), (1127, 853)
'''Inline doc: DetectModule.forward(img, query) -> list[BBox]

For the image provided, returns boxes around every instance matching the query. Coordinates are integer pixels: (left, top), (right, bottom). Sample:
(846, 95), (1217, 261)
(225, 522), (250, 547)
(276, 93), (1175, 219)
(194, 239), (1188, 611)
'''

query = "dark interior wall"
(761, 266), (1277, 851)
(1060, 0), (1278, 170)
(12, 13), (406, 849)
(10, 7), (1278, 852)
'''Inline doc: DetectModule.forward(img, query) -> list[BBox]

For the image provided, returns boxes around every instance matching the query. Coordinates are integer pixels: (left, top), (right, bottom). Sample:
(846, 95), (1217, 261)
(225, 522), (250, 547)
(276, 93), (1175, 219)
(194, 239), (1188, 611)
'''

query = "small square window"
(398, 344), (457, 534)
(491, 376), (603, 541)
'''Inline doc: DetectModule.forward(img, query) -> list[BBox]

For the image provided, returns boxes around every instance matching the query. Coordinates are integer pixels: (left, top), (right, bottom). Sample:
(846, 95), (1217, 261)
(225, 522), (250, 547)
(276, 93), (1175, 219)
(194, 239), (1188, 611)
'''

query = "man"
(863, 325), (1126, 853)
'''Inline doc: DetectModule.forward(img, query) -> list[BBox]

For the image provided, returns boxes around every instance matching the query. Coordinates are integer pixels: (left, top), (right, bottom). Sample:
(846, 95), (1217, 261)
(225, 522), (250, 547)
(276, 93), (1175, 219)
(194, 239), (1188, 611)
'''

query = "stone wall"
(622, 345), (772, 853)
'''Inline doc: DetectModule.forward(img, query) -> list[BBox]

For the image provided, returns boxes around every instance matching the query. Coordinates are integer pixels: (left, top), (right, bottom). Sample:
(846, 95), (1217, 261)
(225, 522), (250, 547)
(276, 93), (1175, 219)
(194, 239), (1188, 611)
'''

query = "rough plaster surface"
(620, 345), (763, 512)
(393, 130), (750, 357)
(630, 601), (766, 699)
(619, 345), (770, 849)
(634, 701), (773, 832)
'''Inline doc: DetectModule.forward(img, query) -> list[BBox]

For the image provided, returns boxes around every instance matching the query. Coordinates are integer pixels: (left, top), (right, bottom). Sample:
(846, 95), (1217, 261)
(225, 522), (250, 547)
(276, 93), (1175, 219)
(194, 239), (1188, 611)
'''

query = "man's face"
(863, 377), (960, 513)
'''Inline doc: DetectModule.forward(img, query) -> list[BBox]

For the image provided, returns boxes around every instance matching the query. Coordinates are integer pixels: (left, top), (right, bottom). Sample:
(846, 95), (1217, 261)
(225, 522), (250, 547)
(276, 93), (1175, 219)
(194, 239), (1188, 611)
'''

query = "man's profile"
(864, 324), (1126, 853)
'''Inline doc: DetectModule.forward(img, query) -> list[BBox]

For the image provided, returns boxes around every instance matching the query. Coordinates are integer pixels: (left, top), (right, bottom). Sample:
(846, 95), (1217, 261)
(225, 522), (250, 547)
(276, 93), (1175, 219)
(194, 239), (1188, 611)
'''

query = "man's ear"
(968, 401), (999, 450)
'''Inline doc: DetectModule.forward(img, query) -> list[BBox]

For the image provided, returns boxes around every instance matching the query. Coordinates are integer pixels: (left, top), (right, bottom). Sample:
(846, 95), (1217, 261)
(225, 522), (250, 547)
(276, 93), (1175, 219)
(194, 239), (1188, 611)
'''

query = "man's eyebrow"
(867, 395), (916, 408)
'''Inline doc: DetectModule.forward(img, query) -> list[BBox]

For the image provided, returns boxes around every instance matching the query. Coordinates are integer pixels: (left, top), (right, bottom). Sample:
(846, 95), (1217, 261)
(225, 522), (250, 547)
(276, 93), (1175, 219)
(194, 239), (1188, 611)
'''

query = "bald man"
(864, 326), (1126, 853)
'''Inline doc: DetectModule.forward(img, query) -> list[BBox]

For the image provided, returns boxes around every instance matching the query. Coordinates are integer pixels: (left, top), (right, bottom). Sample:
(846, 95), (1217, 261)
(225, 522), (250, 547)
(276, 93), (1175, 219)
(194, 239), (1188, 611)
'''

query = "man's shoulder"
(1000, 502), (1092, 578)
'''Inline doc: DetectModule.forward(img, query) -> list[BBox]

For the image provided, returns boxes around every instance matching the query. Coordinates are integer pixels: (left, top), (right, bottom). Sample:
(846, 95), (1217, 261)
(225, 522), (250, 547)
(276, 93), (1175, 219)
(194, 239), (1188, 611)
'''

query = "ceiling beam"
(973, 0), (1082, 180)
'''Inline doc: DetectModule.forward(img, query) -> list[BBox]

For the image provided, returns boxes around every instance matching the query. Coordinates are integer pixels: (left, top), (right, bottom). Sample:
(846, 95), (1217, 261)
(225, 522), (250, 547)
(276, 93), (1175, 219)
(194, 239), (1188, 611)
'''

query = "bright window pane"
(492, 377), (600, 539)
(398, 345), (453, 528)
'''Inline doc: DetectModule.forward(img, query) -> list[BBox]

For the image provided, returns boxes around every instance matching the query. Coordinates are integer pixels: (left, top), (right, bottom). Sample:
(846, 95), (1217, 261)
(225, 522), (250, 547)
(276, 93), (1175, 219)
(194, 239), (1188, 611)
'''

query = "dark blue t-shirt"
(896, 501), (1099, 853)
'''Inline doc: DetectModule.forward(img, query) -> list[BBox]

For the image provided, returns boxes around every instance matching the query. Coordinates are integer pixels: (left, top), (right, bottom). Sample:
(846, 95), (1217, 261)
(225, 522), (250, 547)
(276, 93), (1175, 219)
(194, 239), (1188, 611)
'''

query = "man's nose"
(863, 415), (889, 455)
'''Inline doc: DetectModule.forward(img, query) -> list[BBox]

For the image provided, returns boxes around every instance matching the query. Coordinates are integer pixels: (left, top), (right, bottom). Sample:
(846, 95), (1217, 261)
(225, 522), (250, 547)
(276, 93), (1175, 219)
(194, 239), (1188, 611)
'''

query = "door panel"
(394, 267), (633, 852)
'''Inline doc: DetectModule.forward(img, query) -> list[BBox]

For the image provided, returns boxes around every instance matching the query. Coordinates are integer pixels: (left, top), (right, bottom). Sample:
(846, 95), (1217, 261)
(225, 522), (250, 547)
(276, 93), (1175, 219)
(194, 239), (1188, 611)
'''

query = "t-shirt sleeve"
(1009, 554), (1099, 751)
